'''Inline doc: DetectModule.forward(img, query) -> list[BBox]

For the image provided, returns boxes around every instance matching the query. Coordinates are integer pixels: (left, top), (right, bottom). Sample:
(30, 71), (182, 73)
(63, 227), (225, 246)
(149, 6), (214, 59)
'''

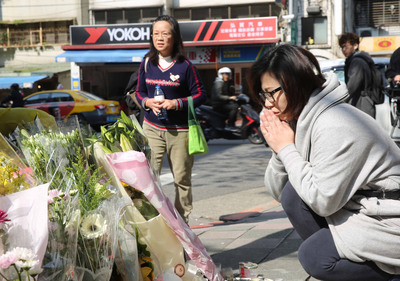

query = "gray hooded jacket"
(265, 72), (400, 274)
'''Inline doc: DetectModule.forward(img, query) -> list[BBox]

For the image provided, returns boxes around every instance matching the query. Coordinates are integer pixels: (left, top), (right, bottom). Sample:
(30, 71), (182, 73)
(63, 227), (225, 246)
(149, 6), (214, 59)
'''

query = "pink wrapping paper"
(106, 151), (223, 281)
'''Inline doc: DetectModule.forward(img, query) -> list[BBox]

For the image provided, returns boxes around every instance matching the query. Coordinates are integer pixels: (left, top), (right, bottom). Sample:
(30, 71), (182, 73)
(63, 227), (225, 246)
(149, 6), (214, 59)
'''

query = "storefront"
(359, 36), (400, 57)
(56, 17), (278, 103)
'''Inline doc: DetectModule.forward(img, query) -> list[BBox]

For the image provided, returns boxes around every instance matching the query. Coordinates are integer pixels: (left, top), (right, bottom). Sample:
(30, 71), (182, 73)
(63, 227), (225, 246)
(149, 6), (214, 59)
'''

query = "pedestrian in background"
(339, 32), (376, 117)
(211, 67), (239, 131)
(135, 14), (207, 223)
(248, 44), (400, 281)
(1, 83), (24, 108)
(386, 47), (400, 89)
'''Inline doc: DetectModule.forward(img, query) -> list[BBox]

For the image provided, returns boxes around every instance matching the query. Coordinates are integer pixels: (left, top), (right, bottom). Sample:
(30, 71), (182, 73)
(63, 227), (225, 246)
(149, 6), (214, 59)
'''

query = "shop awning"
(55, 49), (148, 63)
(0, 75), (48, 89)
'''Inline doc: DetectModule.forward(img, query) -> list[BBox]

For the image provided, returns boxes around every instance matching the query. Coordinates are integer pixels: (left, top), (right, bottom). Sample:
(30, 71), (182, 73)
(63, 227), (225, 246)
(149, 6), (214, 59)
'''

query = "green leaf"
(121, 111), (134, 129)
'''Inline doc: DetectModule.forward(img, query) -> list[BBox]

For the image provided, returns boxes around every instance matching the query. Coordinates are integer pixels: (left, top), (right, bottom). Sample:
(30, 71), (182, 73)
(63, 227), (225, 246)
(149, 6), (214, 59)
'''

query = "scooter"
(195, 93), (265, 144)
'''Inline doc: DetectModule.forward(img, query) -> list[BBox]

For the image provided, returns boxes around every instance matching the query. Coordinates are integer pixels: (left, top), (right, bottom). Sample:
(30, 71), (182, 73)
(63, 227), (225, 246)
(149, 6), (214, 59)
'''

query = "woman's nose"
(264, 99), (274, 108)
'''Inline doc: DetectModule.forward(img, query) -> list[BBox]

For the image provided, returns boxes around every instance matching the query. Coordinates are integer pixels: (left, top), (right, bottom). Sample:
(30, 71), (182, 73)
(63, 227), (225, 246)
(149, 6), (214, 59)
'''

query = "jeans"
(281, 182), (394, 281)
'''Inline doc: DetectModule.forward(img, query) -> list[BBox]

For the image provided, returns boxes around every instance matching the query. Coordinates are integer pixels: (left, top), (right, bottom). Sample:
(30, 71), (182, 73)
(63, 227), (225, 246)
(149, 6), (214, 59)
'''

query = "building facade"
(1, 0), (399, 99)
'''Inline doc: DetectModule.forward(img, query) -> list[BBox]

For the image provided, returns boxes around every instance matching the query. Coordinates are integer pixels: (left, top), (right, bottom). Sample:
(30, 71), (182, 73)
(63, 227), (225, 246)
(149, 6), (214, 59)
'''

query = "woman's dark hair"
(147, 15), (185, 65)
(247, 44), (326, 119)
(338, 32), (359, 47)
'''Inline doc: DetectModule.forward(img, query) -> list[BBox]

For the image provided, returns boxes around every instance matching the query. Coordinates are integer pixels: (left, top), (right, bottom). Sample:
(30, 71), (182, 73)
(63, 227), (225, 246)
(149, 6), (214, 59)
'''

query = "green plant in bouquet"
(91, 111), (151, 160)
(0, 152), (29, 196)
(68, 147), (117, 273)
(19, 128), (84, 190)
(68, 147), (113, 216)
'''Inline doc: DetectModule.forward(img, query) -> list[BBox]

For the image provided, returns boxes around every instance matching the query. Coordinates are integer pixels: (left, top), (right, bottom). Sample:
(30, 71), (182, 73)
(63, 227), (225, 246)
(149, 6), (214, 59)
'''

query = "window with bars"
(354, 0), (400, 27)
(93, 7), (162, 24)
(0, 20), (71, 47)
(173, 3), (279, 21)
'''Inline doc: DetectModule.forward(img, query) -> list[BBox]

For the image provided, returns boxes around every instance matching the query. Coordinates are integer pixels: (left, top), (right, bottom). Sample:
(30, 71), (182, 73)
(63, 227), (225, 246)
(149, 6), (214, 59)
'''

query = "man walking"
(339, 32), (376, 117)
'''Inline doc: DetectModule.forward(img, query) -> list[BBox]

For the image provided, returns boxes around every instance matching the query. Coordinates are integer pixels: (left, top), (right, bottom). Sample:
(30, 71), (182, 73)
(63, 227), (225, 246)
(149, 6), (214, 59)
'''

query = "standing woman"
(248, 44), (400, 281)
(135, 15), (206, 223)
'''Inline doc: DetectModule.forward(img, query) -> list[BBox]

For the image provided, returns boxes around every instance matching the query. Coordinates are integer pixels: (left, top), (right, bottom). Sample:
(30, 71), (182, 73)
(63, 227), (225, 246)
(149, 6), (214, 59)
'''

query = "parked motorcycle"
(196, 93), (265, 144)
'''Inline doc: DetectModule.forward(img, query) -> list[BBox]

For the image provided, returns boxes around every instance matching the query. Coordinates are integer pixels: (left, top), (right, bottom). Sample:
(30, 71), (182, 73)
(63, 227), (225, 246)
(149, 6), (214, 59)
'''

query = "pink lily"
(0, 209), (10, 224)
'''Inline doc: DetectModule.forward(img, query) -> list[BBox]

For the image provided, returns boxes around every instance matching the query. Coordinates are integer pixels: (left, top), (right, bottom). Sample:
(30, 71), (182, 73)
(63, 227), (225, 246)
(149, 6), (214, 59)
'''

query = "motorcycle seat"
(198, 105), (228, 119)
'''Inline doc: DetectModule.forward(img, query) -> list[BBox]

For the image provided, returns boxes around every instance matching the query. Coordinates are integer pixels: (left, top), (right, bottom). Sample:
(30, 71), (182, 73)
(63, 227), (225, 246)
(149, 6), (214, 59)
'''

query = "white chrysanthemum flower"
(80, 213), (107, 240)
(28, 262), (43, 275)
(15, 259), (39, 270)
(10, 247), (39, 270)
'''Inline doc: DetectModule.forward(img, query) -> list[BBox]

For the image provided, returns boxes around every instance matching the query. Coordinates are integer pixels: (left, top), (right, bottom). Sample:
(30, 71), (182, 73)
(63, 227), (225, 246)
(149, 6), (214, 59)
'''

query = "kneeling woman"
(248, 44), (400, 281)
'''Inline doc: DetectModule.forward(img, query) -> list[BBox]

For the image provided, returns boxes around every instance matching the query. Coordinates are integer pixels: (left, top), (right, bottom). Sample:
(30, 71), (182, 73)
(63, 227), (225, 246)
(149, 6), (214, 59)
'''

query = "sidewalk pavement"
(188, 189), (319, 281)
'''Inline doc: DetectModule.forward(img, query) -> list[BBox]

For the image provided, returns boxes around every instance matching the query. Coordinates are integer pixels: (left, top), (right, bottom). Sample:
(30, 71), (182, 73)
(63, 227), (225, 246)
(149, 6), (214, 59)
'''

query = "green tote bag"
(187, 96), (209, 155)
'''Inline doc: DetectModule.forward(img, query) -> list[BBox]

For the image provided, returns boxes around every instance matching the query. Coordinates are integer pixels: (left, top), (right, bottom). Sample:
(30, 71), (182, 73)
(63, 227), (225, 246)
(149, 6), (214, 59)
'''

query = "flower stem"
(13, 264), (22, 281)
(0, 271), (10, 281)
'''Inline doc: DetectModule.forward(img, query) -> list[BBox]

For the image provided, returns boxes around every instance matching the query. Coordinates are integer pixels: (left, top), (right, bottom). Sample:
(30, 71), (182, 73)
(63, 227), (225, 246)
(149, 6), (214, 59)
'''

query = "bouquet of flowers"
(14, 119), (122, 281)
(0, 184), (49, 281)
(14, 124), (83, 281)
(0, 211), (43, 280)
(91, 112), (156, 281)
(0, 133), (47, 280)
(95, 112), (223, 281)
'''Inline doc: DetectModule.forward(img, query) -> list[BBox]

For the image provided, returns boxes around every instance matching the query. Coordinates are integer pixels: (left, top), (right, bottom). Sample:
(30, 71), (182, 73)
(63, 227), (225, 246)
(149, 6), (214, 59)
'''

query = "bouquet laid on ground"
(0, 133), (48, 281)
(94, 112), (223, 281)
(0, 111), (223, 281)
(12, 118), (124, 281)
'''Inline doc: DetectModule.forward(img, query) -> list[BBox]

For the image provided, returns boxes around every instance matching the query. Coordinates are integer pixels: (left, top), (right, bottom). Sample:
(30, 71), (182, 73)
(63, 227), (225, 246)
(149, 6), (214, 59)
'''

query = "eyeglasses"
(258, 86), (282, 103)
(341, 44), (352, 51)
(152, 32), (172, 39)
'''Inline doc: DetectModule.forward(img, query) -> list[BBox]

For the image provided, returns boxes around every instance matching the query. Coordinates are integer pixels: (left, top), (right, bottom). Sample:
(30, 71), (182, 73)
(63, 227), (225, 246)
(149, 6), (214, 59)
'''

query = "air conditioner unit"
(356, 27), (379, 37)
(307, 6), (321, 15)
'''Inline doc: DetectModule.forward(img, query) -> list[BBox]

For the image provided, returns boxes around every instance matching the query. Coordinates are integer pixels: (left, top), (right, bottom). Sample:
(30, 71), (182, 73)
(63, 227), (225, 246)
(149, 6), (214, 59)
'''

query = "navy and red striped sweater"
(136, 57), (206, 131)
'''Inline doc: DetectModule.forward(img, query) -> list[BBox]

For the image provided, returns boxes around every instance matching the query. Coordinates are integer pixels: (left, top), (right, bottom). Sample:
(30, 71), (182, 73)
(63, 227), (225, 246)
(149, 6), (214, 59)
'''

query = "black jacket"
(211, 78), (235, 109)
(2, 89), (24, 107)
(344, 50), (375, 117)
(386, 47), (400, 84)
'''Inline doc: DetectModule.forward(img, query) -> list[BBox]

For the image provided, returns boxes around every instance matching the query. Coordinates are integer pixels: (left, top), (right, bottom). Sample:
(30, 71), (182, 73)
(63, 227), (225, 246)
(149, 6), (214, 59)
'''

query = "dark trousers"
(213, 101), (239, 126)
(281, 182), (396, 281)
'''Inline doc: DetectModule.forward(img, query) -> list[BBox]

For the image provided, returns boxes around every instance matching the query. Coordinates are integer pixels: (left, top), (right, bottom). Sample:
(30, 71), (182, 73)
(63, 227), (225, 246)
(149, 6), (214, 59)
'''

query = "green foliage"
(68, 147), (111, 216)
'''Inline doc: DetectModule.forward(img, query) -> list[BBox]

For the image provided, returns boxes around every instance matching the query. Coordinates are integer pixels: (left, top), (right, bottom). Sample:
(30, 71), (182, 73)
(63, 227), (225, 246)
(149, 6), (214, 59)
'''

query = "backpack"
(359, 57), (385, 105)
(124, 70), (141, 110)
(124, 58), (149, 111)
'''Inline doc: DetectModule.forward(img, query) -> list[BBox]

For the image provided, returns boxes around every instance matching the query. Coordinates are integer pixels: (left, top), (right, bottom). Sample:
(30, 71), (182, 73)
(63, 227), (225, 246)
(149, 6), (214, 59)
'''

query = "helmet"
(218, 67), (232, 79)
(10, 83), (19, 91)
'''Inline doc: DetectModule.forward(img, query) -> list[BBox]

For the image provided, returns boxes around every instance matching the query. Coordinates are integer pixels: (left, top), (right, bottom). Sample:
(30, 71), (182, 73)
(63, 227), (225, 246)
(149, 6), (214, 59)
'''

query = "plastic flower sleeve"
(106, 151), (224, 281)
(75, 194), (123, 281)
(92, 142), (146, 281)
(39, 187), (81, 281)
(0, 183), (49, 267)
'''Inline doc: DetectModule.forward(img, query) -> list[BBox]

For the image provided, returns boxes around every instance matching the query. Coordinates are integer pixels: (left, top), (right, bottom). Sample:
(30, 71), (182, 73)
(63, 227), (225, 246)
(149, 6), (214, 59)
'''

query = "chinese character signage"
(185, 17), (277, 42)
(221, 46), (271, 62)
(186, 47), (217, 64)
(69, 17), (278, 46)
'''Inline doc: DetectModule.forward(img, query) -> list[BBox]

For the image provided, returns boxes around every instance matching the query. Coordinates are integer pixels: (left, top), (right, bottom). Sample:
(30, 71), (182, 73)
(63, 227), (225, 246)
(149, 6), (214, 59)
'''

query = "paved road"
(158, 139), (319, 280)
(159, 139), (272, 222)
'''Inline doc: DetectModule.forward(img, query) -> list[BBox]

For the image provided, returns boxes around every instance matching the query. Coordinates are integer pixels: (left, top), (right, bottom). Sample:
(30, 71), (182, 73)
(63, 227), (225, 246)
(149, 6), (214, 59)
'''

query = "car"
(319, 57), (390, 87)
(23, 90), (120, 129)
